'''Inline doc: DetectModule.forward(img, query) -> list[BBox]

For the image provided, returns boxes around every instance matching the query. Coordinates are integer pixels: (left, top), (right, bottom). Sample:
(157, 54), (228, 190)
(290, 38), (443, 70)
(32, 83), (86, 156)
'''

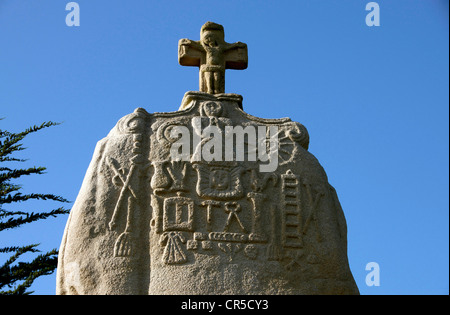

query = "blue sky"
(0, 0), (448, 295)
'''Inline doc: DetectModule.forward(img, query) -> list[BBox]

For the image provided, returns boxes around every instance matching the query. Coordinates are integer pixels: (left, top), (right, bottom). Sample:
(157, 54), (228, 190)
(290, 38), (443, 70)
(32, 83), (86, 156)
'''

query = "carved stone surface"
(56, 92), (359, 295)
(56, 22), (358, 295)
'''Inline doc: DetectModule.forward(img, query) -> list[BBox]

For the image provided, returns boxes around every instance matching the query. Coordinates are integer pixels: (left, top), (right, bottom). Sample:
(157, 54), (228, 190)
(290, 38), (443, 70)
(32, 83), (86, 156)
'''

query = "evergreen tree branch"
(0, 248), (58, 295)
(0, 120), (68, 294)
(0, 167), (47, 183)
(0, 207), (70, 232)
(0, 122), (60, 161)
(0, 192), (70, 204)
(0, 246), (39, 254)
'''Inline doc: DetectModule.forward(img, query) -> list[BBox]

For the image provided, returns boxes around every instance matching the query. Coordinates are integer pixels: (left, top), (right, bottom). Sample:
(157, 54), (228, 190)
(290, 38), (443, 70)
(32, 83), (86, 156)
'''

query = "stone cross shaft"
(178, 21), (248, 94)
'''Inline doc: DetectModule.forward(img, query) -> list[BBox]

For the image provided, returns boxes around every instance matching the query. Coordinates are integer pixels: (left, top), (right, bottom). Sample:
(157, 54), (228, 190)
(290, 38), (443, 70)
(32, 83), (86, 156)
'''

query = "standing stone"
(56, 22), (359, 295)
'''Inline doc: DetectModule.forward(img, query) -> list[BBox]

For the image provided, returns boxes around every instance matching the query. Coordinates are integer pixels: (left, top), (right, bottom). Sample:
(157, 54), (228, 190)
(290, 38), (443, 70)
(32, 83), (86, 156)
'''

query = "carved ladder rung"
(285, 232), (302, 238)
(284, 209), (299, 215)
(284, 236), (303, 248)
(284, 201), (299, 207)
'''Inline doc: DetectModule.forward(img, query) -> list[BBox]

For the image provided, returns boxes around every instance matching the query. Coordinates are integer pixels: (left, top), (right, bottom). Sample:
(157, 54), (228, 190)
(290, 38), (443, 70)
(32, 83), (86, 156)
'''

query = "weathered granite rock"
(56, 22), (359, 295)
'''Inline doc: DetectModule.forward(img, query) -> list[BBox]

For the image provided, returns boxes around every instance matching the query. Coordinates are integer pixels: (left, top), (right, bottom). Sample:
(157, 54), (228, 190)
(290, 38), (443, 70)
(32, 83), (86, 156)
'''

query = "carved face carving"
(193, 163), (244, 199)
(201, 30), (223, 47)
(203, 101), (223, 117)
(209, 169), (230, 191)
(202, 33), (218, 47)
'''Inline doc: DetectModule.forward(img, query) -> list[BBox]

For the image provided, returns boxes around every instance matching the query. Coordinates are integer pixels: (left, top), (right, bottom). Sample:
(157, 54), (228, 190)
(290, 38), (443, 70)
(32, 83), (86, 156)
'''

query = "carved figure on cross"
(178, 21), (248, 94)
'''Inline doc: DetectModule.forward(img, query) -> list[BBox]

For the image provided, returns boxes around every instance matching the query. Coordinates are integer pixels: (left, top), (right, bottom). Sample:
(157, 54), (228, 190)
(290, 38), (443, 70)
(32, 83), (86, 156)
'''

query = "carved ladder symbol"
(281, 170), (303, 249)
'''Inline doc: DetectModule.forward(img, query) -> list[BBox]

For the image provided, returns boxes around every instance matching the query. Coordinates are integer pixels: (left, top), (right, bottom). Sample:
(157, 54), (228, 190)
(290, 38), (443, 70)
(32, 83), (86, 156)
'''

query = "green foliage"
(0, 121), (70, 295)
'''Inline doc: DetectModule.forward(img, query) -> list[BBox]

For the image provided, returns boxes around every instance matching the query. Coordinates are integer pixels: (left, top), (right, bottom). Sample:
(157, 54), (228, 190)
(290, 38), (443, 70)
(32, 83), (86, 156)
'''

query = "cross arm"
(178, 38), (205, 67)
(224, 42), (248, 70)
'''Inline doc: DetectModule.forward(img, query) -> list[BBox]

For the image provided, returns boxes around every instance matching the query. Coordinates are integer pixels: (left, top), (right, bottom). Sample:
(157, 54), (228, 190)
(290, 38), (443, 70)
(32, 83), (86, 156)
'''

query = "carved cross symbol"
(178, 21), (248, 94)
(223, 202), (247, 233)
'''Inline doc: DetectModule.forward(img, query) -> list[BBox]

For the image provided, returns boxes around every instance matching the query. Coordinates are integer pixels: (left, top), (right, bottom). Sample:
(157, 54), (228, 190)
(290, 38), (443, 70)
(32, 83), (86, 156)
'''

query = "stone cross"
(178, 21), (248, 94)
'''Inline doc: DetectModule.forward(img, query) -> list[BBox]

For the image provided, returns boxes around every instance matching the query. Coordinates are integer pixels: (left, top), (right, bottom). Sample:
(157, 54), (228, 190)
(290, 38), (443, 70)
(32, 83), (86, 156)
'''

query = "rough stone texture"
(56, 92), (359, 295)
(56, 22), (358, 295)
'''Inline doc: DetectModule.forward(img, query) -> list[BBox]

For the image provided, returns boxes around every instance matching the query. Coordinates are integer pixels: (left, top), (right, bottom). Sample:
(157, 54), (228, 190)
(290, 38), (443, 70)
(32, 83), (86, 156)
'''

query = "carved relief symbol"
(191, 101), (232, 163)
(274, 170), (325, 269)
(302, 180), (325, 242)
(163, 192), (194, 232)
(267, 204), (282, 261)
(199, 200), (221, 231)
(202, 101), (224, 120)
(210, 168), (230, 191)
(247, 192), (267, 242)
(193, 163), (245, 200)
(187, 232), (212, 251)
(285, 250), (320, 273)
(223, 202), (247, 233)
(151, 160), (188, 193)
(107, 134), (145, 257)
(247, 169), (277, 243)
(275, 123), (309, 165)
(281, 170), (303, 249)
(167, 161), (188, 191)
(280, 171), (325, 245)
(250, 169), (278, 193)
(284, 250), (304, 271)
(107, 156), (138, 231)
(243, 244), (258, 260)
(160, 231), (187, 265)
(218, 242), (242, 262)
(157, 193), (194, 265)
